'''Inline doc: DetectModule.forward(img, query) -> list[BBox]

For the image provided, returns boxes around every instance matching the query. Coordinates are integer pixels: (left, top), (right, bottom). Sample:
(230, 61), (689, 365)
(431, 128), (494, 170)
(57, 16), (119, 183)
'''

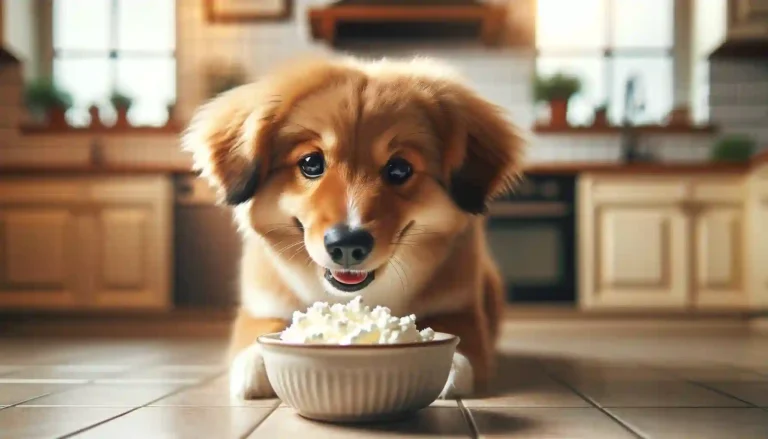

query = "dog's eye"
(383, 157), (413, 185)
(298, 153), (325, 179)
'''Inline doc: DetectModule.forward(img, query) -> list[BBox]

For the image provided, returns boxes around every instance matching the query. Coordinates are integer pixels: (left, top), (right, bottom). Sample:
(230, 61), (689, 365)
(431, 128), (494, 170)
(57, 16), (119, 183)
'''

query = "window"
(536, 0), (674, 125)
(53, 0), (176, 127)
(692, 0), (727, 124)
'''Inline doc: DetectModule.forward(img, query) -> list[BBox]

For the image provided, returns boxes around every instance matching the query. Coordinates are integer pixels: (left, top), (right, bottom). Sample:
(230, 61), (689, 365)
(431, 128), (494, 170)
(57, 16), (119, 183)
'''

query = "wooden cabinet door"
(588, 205), (689, 309)
(749, 187), (768, 309)
(693, 206), (746, 309)
(0, 207), (84, 308)
(88, 205), (167, 309)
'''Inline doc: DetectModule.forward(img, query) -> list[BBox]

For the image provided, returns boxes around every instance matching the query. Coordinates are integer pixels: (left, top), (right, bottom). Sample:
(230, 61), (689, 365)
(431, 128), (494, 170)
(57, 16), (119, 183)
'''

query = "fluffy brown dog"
(182, 56), (524, 400)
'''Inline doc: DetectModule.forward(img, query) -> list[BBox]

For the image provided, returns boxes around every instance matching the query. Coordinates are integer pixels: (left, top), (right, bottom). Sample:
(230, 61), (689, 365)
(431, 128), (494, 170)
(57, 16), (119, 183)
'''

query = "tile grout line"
(457, 399), (479, 439)
(55, 372), (226, 439)
(536, 362), (648, 439)
(0, 377), (100, 412)
(683, 378), (766, 411)
(238, 400), (281, 439)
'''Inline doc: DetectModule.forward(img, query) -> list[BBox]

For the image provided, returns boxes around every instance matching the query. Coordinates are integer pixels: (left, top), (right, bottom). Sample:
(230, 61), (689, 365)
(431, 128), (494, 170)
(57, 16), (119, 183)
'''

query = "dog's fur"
(182, 56), (524, 399)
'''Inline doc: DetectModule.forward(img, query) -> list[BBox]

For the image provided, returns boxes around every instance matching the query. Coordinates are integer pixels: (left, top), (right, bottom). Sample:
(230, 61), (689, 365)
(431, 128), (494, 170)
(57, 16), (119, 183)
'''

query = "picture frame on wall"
(205, 0), (293, 23)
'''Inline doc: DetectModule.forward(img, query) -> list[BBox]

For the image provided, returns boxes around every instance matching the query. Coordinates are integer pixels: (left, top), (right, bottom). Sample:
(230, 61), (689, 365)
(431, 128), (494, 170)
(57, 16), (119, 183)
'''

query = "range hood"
(308, 0), (508, 47)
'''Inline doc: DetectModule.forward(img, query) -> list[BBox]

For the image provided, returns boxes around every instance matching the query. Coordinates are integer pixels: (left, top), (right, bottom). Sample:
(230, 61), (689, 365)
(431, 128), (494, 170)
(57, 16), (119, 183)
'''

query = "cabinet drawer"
(87, 176), (169, 203)
(590, 179), (687, 203)
(691, 179), (744, 203)
(0, 179), (87, 203)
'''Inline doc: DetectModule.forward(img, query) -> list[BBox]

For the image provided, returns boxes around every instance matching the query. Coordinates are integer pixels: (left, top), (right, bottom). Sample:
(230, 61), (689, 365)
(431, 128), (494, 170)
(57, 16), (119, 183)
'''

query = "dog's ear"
(437, 85), (525, 214)
(182, 83), (278, 205)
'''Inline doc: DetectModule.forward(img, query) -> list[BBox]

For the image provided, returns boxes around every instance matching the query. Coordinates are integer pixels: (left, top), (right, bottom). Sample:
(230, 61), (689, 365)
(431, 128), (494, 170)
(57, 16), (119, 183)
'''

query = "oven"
(485, 174), (576, 303)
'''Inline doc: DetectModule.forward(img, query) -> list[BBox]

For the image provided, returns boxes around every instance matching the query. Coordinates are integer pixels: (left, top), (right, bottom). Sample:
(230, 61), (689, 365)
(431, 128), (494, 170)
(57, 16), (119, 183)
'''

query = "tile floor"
(0, 321), (767, 438)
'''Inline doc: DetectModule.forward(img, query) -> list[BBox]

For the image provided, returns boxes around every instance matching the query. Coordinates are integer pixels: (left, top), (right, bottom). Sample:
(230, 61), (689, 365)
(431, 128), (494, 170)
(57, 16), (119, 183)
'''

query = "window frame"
(535, 0), (679, 125)
(50, 0), (177, 126)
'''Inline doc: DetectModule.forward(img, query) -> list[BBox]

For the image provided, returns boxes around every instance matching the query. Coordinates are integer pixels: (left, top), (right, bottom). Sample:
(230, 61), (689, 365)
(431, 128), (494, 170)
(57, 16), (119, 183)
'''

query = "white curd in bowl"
(279, 296), (435, 345)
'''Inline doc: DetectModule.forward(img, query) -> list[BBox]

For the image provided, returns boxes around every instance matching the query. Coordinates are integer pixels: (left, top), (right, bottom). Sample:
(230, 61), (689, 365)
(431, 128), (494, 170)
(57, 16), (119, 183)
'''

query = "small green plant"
(711, 134), (756, 162)
(206, 62), (247, 97)
(595, 102), (608, 113)
(24, 78), (73, 111)
(110, 90), (133, 109)
(534, 73), (582, 103)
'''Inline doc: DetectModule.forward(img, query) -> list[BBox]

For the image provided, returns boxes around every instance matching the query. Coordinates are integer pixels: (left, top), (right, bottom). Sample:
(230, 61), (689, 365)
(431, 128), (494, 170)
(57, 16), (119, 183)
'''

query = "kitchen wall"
(175, 0), (718, 165)
(710, 59), (768, 147)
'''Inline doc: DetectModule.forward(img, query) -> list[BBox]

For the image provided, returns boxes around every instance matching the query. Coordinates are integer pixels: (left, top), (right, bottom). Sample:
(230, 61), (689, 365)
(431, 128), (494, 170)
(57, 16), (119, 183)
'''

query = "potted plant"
(592, 102), (608, 128)
(164, 100), (176, 129)
(23, 78), (73, 129)
(205, 62), (247, 98)
(666, 105), (691, 127)
(710, 134), (755, 163)
(88, 104), (104, 129)
(110, 90), (133, 128)
(534, 73), (582, 128)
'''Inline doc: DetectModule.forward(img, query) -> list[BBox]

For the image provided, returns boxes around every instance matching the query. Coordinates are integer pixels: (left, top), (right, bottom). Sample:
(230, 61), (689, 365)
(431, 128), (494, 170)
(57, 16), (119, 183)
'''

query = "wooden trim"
(19, 124), (182, 135)
(204, 0), (293, 23)
(533, 124), (718, 135)
(307, 4), (506, 46)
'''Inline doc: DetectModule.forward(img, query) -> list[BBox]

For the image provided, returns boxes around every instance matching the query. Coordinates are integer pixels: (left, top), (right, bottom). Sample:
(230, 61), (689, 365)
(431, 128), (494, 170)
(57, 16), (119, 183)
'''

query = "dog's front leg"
(228, 310), (288, 400)
(417, 307), (493, 399)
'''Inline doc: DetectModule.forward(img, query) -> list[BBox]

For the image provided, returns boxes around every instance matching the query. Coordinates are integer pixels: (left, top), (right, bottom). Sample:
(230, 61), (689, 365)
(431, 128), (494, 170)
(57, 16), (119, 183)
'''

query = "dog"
(182, 56), (524, 400)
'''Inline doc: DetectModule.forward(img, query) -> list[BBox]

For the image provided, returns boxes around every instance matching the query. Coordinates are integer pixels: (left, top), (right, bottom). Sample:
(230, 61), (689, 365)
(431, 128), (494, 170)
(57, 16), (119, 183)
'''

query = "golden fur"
(183, 56), (525, 398)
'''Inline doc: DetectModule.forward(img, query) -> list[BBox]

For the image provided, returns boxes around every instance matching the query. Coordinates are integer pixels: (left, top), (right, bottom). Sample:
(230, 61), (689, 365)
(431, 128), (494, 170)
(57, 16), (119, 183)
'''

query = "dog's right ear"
(182, 83), (278, 205)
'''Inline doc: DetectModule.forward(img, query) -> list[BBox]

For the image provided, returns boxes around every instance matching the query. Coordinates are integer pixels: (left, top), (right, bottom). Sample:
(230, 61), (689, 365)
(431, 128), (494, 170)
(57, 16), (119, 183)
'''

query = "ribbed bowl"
(258, 332), (459, 423)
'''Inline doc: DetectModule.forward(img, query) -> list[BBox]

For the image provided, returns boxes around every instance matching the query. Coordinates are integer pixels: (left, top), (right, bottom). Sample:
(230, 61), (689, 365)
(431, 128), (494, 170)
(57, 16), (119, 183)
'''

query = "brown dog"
(182, 56), (524, 399)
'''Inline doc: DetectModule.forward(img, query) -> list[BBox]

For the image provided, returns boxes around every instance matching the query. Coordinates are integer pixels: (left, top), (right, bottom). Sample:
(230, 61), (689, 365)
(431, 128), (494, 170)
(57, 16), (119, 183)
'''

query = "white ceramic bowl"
(258, 332), (459, 423)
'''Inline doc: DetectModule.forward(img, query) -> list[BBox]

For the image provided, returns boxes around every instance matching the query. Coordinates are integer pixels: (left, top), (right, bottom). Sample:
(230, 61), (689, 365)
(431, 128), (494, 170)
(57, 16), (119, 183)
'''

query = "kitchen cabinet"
(748, 168), (768, 309)
(727, 0), (768, 38)
(579, 174), (749, 310)
(0, 176), (172, 310)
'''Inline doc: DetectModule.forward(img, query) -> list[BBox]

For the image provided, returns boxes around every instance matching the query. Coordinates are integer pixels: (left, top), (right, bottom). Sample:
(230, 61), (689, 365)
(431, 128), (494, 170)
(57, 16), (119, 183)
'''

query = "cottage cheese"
(280, 296), (435, 345)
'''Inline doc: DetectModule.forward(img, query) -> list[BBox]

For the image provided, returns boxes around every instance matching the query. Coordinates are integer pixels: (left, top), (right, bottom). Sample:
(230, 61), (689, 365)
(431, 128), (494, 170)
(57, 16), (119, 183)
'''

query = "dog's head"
(183, 57), (524, 306)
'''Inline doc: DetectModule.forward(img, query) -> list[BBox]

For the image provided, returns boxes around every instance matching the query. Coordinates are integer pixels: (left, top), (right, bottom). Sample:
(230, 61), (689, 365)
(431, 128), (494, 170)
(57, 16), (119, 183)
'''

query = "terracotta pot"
(88, 105), (104, 128)
(46, 107), (69, 129)
(667, 106), (690, 126)
(548, 99), (569, 128)
(114, 107), (130, 128)
(592, 109), (608, 127)
(164, 105), (175, 128)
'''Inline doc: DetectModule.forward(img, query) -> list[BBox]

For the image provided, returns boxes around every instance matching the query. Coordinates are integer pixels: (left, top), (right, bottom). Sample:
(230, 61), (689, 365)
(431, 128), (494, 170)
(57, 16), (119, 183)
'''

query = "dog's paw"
(229, 344), (275, 400)
(439, 352), (474, 399)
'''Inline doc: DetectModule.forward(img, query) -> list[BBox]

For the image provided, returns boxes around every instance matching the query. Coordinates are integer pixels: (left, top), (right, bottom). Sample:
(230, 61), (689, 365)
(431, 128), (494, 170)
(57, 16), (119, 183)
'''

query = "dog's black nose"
(324, 224), (374, 267)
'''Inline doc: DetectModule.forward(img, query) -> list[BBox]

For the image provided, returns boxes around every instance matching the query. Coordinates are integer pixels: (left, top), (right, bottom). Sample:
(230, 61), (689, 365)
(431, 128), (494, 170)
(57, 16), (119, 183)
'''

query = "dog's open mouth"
(324, 269), (375, 292)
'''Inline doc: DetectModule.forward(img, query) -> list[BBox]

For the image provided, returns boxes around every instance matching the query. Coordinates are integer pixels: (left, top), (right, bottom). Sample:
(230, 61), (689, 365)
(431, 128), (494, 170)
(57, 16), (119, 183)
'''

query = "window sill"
(19, 124), (182, 136)
(532, 124), (717, 135)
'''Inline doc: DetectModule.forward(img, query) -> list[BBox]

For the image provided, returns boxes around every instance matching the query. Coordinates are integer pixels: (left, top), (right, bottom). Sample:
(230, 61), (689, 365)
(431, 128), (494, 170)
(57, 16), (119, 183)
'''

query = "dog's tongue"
(332, 271), (368, 285)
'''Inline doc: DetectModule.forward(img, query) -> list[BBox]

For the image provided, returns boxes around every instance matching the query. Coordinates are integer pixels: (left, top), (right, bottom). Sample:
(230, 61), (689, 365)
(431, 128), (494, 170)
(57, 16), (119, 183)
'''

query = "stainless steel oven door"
(485, 202), (575, 303)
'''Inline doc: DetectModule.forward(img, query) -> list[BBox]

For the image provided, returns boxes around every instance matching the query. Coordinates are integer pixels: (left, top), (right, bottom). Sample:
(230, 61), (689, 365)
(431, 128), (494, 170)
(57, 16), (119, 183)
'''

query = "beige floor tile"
(463, 375), (589, 408)
(542, 360), (678, 383)
(701, 381), (768, 406)
(570, 380), (748, 407)
(0, 407), (127, 439)
(151, 376), (279, 408)
(0, 366), (21, 376)
(469, 407), (637, 438)
(609, 408), (768, 439)
(249, 407), (472, 438)
(3, 365), (129, 380)
(21, 383), (184, 407)
(0, 383), (76, 405)
(669, 366), (768, 382)
(109, 365), (224, 380)
(74, 406), (275, 439)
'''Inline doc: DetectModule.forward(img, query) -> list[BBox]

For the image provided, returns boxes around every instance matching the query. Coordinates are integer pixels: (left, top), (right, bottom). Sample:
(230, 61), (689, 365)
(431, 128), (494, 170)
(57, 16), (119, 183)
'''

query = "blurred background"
(0, 0), (766, 328)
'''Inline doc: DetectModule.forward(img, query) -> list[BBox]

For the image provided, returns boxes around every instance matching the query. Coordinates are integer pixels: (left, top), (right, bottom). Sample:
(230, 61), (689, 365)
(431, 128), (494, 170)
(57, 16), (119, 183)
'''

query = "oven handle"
(488, 202), (570, 218)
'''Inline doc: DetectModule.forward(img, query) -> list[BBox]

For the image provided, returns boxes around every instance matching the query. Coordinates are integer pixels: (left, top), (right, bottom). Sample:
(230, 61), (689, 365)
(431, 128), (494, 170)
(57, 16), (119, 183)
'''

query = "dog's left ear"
(439, 86), (525, 214)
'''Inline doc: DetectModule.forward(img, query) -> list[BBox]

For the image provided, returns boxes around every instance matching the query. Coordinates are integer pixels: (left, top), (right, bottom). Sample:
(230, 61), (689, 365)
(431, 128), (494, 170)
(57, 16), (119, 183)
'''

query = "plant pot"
(88, 105), (104, 129)
(164, 105), (175, 128)
(666, 106), (690, 127)
(548, 99), (569, 128)
(114, 107), (130, 128)
(46, 107), (69, 129)
(592, 109), (608, 127)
